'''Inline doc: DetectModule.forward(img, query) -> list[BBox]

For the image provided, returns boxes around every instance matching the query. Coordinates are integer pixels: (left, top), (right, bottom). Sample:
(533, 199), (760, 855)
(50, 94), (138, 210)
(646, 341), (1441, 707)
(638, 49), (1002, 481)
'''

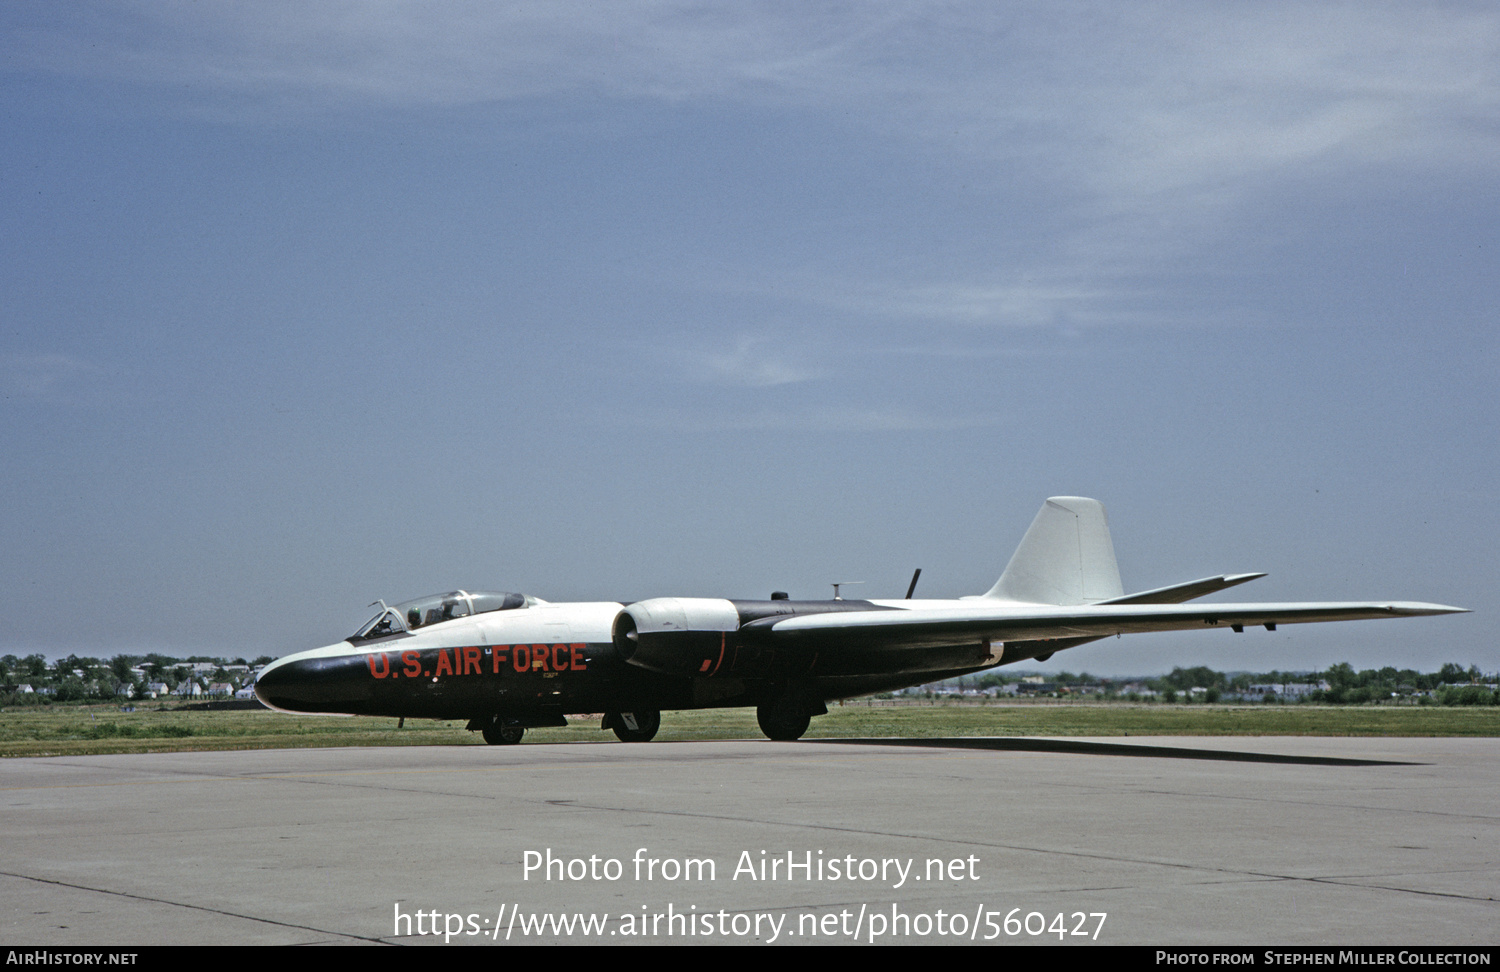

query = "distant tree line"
(0, 653), (277, 706)
(945, 661), (1498, 706)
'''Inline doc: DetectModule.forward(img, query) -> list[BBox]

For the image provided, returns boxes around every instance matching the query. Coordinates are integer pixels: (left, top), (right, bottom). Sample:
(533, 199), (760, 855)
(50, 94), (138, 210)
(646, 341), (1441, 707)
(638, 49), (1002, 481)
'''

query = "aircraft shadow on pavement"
(810, 737), (1423, 766)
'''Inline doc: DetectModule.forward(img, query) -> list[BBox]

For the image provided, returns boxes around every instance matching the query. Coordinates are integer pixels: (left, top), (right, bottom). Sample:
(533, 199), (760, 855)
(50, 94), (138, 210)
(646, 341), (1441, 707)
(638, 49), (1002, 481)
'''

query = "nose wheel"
(604, 709), (661, 742)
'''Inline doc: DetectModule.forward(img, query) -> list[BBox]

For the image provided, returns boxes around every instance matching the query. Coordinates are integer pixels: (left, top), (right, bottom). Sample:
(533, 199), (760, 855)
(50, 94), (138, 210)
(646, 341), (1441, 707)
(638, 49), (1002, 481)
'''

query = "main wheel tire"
(482, 723), (525, 745)
(608, 709), (661, 742)
(756, 703), (811, 741)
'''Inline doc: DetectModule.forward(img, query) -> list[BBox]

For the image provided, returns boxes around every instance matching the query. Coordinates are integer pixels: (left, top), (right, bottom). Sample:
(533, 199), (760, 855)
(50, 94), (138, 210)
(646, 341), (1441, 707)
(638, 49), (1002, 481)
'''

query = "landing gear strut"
(604, 709), (661, 742)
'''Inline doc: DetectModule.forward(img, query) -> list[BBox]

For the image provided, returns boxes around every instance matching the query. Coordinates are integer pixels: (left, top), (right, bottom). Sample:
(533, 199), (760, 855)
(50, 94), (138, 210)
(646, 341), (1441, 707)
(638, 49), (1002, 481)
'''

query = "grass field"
(2, 699), (1498, 757)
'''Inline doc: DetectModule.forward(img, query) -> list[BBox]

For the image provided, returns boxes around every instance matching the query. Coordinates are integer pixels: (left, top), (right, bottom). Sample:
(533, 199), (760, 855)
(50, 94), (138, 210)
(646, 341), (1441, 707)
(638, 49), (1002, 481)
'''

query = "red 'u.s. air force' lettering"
(511, 644), (588, 672)
(366, 645), (588, 679)
(503, 644), (588, 673)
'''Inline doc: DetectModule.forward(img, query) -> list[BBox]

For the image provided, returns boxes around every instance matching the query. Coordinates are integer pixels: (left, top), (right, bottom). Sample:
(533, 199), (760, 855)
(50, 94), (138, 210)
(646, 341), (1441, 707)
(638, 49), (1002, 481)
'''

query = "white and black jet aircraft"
(255, 497), (1466, 743)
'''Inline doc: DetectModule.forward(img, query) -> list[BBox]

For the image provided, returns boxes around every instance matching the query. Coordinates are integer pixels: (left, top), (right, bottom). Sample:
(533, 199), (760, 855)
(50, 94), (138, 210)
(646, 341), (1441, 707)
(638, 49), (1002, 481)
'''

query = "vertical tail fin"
(983, 497), (1123, 604)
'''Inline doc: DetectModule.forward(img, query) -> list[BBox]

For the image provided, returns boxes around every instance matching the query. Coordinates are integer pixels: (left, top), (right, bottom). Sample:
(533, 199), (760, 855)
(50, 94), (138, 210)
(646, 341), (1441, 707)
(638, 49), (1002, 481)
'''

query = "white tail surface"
(984, 497), (1124, 604)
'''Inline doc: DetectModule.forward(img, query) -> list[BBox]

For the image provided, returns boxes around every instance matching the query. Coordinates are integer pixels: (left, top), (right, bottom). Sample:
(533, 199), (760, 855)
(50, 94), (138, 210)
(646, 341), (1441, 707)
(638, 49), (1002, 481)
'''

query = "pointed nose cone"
(255, 644), (374, 714)
(252, 655), (304, 712)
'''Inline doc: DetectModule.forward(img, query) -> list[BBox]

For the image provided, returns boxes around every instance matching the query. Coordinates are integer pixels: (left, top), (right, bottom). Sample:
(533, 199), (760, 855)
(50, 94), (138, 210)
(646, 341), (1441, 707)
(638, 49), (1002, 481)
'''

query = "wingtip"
(1389, 602), (1470, 616)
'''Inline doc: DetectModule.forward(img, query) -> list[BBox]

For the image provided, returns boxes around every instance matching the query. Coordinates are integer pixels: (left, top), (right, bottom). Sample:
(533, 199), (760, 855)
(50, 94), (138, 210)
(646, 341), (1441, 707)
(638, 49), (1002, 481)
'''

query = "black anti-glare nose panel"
(255, 654), (373, 712)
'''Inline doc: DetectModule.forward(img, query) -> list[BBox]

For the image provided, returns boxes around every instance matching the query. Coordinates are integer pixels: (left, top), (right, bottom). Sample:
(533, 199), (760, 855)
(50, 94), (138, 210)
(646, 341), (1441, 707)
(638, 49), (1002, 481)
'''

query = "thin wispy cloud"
(879, 282), (1147, 329)
(680, 335), (821, 387)
(622, 404), (1007, 433)
(12, 4), (1494, 171)
(9, 3), (1494, 292)
(0, 353), (105, 403)
(3, 3), (907, 106)
(669, 264), (1205, 332)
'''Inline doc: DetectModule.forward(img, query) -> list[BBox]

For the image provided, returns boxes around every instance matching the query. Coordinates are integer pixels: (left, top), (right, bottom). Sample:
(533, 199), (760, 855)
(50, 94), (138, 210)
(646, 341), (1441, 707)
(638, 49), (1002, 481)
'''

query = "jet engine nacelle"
(613, 597), (741, 676)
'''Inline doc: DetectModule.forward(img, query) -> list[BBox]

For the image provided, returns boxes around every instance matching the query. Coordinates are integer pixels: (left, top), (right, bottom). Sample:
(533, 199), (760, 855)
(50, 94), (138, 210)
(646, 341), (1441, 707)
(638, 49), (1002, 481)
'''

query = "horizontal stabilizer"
(1099, 573), (1266, 605)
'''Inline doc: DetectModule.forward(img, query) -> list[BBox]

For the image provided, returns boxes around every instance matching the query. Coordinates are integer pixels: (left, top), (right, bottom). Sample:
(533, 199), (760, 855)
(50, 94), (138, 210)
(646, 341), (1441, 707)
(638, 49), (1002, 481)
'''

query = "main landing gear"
(481, 723), (525, 745)
(756, 700), (812, 741)
(604, 709), (661, 742)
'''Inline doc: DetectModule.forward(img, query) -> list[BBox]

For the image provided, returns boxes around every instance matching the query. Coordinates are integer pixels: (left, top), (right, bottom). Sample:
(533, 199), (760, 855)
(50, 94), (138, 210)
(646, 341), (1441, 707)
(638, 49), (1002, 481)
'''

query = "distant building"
(1239, 682), (1328, 701)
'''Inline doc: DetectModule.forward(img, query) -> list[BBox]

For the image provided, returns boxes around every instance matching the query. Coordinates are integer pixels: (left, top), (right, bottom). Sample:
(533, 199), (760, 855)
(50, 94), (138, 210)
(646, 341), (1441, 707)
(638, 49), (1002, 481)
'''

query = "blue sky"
(2, 2), (1493, 675)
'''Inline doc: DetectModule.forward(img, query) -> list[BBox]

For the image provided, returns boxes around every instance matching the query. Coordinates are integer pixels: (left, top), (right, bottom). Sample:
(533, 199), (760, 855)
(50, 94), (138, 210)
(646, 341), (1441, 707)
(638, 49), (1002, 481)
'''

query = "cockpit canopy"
(350, 590), (532, 642)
